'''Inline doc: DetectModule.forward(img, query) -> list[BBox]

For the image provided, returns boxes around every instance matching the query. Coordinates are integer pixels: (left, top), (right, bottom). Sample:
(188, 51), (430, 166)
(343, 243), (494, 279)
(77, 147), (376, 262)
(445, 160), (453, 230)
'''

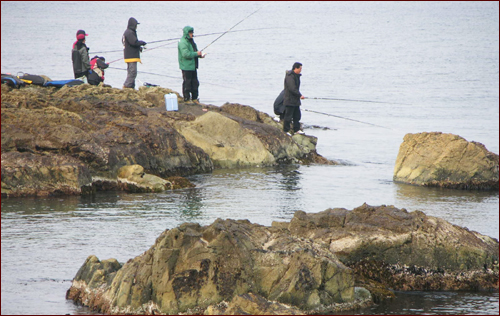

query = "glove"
(139, 41), (147, 46)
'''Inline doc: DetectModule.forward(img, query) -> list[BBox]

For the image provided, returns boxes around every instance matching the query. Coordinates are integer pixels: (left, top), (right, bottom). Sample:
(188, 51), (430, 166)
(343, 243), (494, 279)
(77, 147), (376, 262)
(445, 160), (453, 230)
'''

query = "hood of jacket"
(182, 26), (194, 39)
(128, 17), (139, 31)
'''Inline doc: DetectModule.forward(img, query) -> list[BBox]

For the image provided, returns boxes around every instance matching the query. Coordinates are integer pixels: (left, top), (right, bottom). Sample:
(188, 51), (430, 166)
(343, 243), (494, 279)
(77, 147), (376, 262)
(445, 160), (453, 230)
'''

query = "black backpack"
(17, 73), (47, 86)
(72, 48), (84, 74)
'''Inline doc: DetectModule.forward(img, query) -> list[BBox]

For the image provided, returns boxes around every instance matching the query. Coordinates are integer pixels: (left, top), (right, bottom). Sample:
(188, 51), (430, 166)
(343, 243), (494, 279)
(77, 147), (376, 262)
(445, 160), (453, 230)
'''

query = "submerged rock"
(67, 204), (498, 314)
(393, 132), (499, 190)
(1, 84), (333, 197)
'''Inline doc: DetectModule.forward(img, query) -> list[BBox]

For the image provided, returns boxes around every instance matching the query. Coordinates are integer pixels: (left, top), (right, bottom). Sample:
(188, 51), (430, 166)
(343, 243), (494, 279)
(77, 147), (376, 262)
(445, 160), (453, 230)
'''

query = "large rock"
(67, 219), (358, 315)
(393, 132), (499, 189)
(175, 108), (335, 168)
(67, 204), (498, 314)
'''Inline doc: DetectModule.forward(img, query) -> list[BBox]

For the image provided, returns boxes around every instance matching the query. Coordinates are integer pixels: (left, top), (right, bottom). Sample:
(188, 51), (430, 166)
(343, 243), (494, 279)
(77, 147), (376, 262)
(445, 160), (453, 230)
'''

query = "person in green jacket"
(178, 26), (204, 104)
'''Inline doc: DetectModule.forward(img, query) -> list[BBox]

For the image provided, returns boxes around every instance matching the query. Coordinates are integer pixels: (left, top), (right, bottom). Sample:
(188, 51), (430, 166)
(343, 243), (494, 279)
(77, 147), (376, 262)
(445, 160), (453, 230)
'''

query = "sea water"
(1, 1), (498, 315)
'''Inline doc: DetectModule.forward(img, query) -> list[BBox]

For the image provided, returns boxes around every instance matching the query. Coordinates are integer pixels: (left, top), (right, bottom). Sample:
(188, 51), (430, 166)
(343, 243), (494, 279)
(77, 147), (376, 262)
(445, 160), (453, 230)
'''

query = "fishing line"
(201, 4), (270, 51)
(305, 97), (406, 105)
(107, 66), (240, 90)
(147, 27), (279, 45)
(303, 108), (393, 130)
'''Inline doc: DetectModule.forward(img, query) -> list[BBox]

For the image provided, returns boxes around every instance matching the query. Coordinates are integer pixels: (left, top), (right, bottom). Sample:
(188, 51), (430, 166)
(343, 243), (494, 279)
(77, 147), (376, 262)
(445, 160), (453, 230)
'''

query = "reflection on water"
(395, 182), (497, 203)
(394, 182), (499, 239)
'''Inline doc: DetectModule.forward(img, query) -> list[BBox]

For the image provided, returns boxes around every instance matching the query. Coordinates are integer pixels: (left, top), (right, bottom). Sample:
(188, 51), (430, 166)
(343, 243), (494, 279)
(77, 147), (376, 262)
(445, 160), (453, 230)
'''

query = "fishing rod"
(107, 41), (178, 64)
(147, 27), (279, 45)
(201, 4), (269, 51)
(303, 108), (393, 130)
(90, 27), (279, 55)
(304, 96), (406, 105)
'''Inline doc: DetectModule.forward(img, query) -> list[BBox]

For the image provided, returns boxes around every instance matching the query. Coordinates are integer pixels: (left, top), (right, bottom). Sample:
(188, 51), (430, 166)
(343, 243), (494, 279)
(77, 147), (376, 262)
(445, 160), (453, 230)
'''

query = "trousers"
(283, 106), (301, 133)
(123, 62), (137, 88)
(182, 70), (199, 100)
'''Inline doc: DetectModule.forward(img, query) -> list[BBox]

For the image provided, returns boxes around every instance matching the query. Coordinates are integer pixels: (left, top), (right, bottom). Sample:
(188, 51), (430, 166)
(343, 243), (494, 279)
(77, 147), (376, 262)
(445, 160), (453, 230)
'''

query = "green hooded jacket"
(178, 26), (200, 71)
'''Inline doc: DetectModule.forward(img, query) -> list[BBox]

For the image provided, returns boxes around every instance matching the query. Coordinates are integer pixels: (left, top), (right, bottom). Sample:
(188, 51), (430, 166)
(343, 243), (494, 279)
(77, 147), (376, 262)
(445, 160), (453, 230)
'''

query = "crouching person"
(88, 56), (109, 86)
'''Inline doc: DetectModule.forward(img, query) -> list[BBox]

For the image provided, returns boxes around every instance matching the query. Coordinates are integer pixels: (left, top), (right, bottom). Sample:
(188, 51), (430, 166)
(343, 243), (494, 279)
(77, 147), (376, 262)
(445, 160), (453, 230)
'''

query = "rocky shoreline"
(1, 83), (335, 197)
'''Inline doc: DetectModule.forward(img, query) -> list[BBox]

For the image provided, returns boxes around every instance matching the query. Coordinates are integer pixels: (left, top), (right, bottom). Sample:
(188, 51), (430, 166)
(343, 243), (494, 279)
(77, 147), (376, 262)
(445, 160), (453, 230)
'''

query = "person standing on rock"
(283, 62), (305, 135)
(122, 17), (147, 89)
(72, 30), (91, 83)
(178, 26), (205, 104)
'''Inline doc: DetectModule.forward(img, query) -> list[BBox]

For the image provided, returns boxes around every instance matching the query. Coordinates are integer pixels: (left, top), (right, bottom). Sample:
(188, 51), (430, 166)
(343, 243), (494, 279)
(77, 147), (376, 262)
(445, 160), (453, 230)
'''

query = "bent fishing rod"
(303, 108), (393, 130)
(201, 4), (269, 52)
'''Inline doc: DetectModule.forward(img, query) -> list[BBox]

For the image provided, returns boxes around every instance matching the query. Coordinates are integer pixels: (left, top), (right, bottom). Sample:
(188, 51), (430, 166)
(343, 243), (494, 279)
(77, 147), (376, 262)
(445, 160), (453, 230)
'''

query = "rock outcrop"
(284, 203), (499, 296)
(1, 84), (333, 197)
(1, 151), (93, 197)
(67, 204), (498, 314)
(393, 132), (499, 190)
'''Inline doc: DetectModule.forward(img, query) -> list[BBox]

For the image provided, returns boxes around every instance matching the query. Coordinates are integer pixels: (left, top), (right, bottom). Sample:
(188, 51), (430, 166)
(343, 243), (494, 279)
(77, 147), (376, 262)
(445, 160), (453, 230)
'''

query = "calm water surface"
(1, 1), (498, 315)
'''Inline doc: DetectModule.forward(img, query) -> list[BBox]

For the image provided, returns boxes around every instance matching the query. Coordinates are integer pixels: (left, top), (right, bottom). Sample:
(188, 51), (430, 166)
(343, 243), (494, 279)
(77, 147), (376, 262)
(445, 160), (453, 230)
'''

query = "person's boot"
(192, 99), (200, 105)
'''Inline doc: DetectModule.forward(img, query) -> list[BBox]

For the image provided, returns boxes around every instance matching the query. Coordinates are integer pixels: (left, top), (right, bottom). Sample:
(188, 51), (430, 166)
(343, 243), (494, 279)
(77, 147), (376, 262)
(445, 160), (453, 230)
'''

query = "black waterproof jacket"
(273, 89), (285, 115)
(122, 18), (146, 62)
(283, 70), (302, 107)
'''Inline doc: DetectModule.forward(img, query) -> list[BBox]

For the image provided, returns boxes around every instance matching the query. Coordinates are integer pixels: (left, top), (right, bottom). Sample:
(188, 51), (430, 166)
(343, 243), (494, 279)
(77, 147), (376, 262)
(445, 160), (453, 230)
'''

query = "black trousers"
(283, 106), (301, 133)
(182, 70), (199, 100)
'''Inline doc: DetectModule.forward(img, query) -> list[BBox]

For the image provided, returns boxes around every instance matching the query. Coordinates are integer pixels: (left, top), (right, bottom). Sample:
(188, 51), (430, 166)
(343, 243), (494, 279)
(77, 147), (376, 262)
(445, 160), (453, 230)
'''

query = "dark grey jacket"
(122, 17), (146, 62)
(283, 70), (302, 107)
(72, 41), (90, 78)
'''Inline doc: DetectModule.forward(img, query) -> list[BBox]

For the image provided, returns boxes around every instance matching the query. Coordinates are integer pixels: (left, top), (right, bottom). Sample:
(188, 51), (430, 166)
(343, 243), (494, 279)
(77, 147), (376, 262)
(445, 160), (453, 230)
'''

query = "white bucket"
(165, 93), (178, 111)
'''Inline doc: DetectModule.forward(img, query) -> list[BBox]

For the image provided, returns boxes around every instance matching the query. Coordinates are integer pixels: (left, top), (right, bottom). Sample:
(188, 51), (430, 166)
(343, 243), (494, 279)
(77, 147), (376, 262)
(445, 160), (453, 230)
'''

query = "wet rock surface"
(66, 204), (498, 314)
(1, 84), (333, 197)
(393, 132), (499, 190)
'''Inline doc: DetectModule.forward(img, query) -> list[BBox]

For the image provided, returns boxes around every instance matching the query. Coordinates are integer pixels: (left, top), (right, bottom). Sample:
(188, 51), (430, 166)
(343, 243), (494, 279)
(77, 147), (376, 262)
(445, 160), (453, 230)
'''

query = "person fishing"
(72, 30), (90, 83)
(88, 56), (109, 86)
(283, 62), (305, 135)
(178, 26), (205, 104)
(122, 17), (147, 89)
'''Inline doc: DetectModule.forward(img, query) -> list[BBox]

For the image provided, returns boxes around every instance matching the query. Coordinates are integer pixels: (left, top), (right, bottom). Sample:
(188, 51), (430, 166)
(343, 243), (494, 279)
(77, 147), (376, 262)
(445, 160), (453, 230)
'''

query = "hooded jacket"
(122, 17), (146, 63)
(178, 26), (200, 71)
(283, 70), (302, 107)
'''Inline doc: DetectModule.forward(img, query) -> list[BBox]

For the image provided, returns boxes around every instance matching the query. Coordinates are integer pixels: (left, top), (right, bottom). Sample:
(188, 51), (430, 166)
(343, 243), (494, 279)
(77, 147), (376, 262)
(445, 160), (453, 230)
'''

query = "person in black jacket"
(72, 30), (90, 82)
(122, 17), (147, 89)
(283, 62), (305, 135)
